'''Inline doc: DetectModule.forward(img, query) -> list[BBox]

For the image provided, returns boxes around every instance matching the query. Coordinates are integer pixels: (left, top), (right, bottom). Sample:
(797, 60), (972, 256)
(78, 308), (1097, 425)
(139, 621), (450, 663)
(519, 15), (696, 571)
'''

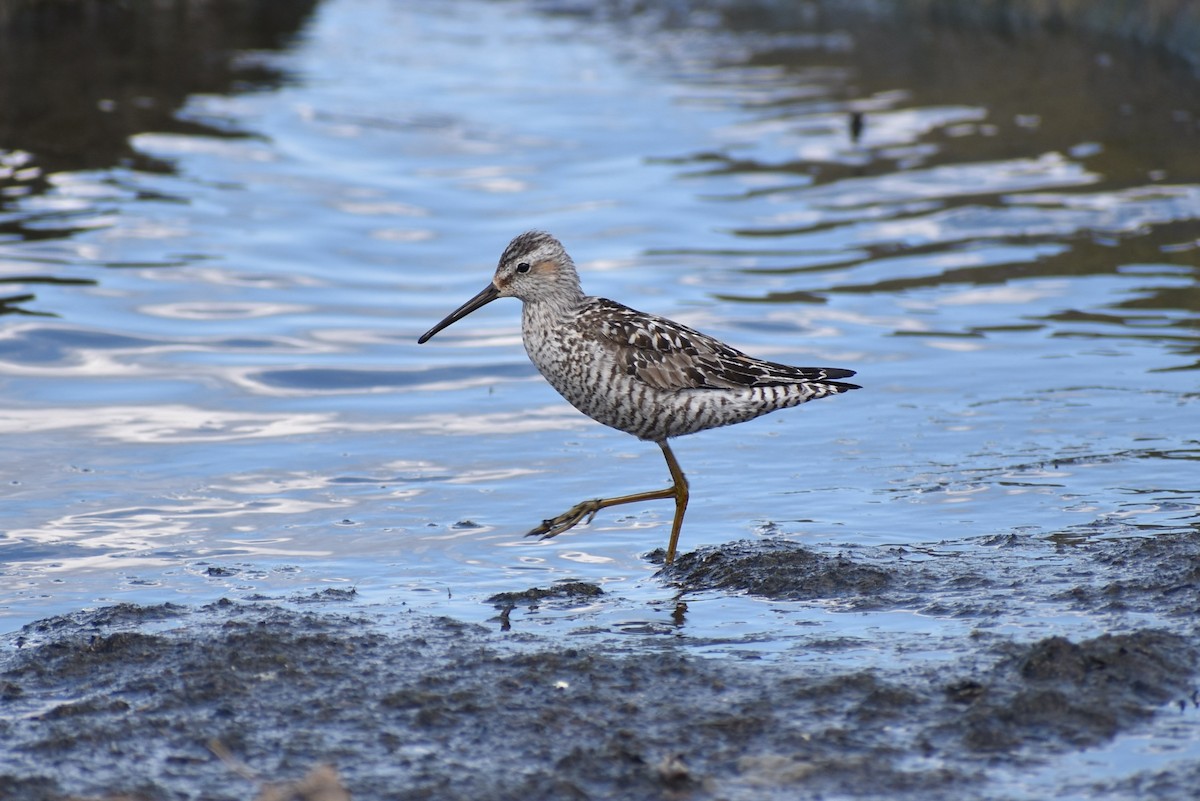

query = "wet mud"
(662, 531), (1200, 617)
(3, 534), (1198, 801)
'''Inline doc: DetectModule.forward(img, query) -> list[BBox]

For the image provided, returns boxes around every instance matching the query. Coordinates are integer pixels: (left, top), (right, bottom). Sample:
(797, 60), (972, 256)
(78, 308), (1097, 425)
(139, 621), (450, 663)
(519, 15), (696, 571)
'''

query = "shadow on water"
(0, 0), (318, 314)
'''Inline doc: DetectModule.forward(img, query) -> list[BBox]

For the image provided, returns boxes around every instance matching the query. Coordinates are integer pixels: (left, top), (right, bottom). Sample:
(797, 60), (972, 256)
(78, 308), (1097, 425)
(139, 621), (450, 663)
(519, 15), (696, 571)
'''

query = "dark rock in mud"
(487, 580), (604, 607)
(293, 588), (358, 603)
(661, 539), (891, 601)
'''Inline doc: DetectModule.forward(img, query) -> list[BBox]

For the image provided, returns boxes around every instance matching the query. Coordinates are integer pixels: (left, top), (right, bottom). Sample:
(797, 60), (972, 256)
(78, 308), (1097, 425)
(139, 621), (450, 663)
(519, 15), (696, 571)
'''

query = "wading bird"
(418, 232), (859, 563)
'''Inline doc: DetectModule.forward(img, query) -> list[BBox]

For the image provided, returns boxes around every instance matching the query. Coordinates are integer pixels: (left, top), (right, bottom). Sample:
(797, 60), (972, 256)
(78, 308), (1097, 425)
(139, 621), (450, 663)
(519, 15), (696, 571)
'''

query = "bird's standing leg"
(658, 440), (689, 563)
(527, 440), (690, 563)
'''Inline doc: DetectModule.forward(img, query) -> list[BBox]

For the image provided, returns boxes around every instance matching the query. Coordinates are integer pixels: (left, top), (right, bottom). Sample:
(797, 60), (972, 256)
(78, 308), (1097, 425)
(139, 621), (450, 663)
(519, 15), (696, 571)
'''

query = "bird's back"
(523, 295), (859, 442)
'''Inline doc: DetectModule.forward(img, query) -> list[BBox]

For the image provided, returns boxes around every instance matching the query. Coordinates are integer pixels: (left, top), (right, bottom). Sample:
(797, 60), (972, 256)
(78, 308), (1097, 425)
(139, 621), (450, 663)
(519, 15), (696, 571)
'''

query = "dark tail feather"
(797, 366), (860, 390)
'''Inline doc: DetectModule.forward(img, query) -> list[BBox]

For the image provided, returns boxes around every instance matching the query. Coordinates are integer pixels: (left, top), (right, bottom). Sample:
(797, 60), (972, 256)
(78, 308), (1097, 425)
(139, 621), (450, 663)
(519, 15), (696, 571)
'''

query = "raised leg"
(527, 440), (690, 563)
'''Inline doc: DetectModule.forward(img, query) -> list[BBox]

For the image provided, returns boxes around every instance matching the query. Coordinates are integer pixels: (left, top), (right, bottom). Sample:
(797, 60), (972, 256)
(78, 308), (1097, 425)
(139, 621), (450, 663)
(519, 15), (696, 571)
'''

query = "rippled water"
(2, 0), (1197, 657)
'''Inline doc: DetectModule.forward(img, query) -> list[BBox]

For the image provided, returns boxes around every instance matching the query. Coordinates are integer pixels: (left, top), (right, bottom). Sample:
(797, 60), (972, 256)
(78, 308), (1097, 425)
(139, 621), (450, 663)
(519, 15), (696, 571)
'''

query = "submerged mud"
(2, 534), (1198, 801)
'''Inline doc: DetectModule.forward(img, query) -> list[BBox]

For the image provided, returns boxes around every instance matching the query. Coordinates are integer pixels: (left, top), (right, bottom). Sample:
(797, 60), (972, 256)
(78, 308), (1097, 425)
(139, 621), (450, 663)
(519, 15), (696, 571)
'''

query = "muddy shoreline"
(3, 534), (1197, 801)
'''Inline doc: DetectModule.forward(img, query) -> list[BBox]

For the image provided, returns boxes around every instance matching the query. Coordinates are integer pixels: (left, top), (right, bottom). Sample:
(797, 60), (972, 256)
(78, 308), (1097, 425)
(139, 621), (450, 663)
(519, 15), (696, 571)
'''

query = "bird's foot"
(526, 499), (603, 540)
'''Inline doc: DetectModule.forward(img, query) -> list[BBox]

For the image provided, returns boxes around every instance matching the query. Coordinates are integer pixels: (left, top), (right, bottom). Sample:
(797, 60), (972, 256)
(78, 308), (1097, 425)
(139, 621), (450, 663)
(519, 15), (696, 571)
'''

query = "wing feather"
(582, 298), (859, 392)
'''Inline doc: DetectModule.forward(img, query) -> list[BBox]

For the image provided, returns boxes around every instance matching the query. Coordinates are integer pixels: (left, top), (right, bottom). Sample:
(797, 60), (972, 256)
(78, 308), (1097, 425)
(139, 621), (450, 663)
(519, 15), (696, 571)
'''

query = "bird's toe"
(526, 499), (602, 540)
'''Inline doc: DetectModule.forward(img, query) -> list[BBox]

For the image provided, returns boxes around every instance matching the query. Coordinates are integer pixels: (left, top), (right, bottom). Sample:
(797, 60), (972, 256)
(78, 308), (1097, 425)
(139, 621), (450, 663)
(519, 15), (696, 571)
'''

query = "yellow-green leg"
(527, 440), (690, 563)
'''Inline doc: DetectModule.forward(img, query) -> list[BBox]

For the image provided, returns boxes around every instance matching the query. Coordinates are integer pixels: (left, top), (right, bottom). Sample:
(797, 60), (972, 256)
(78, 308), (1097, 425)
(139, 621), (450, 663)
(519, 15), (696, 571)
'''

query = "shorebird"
(418, 232), (859, 563)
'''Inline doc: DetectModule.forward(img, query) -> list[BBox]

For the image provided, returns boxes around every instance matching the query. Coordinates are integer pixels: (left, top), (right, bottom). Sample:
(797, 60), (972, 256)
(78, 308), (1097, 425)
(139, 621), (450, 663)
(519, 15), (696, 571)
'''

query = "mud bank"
(3, 533), (1198, 801)
(814, 0), (1200, 67)
(585, 0), (1200, 68)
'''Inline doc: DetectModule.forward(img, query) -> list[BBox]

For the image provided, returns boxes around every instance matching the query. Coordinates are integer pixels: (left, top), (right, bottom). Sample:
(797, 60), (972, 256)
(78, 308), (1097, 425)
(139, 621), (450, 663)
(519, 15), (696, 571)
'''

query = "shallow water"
(2, 0), (1198, 645)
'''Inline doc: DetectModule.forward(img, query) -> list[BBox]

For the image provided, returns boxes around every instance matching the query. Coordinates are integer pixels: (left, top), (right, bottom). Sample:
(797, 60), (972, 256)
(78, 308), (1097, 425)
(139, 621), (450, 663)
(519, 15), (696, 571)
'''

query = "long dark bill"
(417, 283), (501, 344)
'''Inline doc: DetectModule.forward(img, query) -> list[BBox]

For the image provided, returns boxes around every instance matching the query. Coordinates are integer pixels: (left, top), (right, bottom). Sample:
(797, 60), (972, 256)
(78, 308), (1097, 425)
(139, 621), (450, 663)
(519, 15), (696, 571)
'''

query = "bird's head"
(491, 230), (579, 303)
(417, 231), (581, 344)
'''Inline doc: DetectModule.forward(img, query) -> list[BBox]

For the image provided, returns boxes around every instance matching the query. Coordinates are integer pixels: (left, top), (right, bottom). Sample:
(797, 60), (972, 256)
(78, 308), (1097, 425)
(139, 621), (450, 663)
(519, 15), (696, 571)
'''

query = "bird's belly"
(522, 333), (646, 437)
(523, 332), (775, 441)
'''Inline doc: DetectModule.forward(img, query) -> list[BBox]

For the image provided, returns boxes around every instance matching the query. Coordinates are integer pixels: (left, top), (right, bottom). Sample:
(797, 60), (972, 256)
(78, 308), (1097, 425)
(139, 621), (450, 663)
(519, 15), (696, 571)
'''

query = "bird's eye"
(516, 262), (531, 273)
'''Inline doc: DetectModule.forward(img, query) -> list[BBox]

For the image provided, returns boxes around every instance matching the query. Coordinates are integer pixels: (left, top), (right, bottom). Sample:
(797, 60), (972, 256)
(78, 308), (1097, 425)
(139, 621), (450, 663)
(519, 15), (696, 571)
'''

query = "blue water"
(2, 0), (1197, 655)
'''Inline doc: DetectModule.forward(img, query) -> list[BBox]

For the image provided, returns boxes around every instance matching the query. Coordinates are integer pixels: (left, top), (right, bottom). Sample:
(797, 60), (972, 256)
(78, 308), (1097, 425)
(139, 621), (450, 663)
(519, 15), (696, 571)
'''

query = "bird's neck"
(523, 286), (584, 323)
